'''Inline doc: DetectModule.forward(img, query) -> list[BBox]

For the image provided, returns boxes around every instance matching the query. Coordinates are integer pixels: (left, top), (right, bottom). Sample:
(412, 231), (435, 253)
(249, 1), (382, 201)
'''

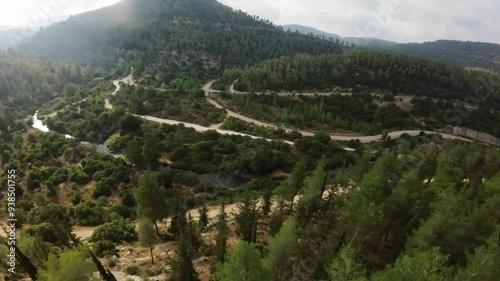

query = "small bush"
(90, 219), (138, 243)
(92, 240), (119, 258)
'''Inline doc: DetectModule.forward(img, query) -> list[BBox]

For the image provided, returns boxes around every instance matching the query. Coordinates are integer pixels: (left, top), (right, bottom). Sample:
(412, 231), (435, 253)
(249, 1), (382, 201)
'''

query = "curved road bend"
(104, 75), (470, 147)
(204, 81), (471, 144)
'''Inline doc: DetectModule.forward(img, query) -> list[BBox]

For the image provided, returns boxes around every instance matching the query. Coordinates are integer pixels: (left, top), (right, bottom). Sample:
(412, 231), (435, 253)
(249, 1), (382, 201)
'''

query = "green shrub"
(90, 219), (138, 243)
(92, 240), (119, 258)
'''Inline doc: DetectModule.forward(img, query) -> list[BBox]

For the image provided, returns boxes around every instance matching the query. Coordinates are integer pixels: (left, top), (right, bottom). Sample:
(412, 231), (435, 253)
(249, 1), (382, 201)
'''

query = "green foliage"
(198, 205), (209, 228)
(274, 160), (307, 211)
(371, 248), (452, 281)
(215, 204), (229, 264)
(234, 194), (258, 243)
(72, 200), (105, 226)
(326, 246), (367, 281)
(454, 227), (500, 281)
(215, 241), (270, 281)
(38, 247), (96, 281)
(90, 219), (138, 243)
(18, 0), (342, 81)
(92, 240), (119, 258)
(297, 160), (326, 217)
(387, 40), (500, 72)
(138, 217), (160, 264)
(266, 217), (297, 281)
(218, 50), (500, 137)
(134, 173), (169, 232)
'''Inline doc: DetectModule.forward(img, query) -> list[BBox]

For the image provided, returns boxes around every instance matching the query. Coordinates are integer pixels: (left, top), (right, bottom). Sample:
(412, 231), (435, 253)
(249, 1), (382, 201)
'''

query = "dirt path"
(105, 71), (136, 110)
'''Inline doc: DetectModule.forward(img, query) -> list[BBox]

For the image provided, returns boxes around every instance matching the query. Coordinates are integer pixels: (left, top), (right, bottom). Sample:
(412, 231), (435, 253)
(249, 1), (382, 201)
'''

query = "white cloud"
(0, 0), (498, 44)
(219, 0), (500, 44)
(0, 0), (120, 27)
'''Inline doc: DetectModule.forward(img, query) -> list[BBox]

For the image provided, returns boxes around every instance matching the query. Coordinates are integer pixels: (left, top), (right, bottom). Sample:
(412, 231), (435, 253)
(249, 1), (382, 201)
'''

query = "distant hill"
(17, 0), (343, 82)
(283, 24), (341, 40)
(385, 40), (500, 72)
(283, 24), (398, 48)
(285, 24), (500, 72)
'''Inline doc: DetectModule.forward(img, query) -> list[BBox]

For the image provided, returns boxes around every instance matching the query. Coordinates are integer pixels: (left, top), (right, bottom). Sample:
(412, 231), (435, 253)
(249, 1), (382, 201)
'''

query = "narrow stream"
(32, 111), (246, 188)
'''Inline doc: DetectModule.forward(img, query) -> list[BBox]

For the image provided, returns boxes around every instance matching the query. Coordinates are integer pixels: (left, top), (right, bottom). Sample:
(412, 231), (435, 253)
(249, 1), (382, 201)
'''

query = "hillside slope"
(284, 24), (398, 48)
(285, 24), (500, 72)
(386, 40), (500, 72)
(17, 0), (343, 82)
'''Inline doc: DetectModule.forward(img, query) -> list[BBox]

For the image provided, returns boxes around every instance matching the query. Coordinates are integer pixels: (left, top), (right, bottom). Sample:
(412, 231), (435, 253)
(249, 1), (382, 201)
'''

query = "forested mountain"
(284, 24), (398, 48)
(285, 24), (500, 72)
(0, 50), (97, 116)
(284, 24), (342, 40)
(386, 40), (500, 72)
(216, 50), (500, 137)
(17, 0), (343, 82)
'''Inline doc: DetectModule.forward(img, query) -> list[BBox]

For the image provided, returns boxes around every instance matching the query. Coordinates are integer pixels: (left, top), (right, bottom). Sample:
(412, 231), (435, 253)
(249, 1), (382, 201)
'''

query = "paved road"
(204, 81), (472, 144)
(228, 79), (352, 97)
(102, 75), (471, 146)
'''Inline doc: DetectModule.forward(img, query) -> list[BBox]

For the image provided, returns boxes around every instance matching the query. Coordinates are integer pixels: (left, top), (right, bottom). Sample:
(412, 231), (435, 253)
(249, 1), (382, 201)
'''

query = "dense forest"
(284, 25), (500, 72)
(215, 50), (500, 138)
(2, 125), (499, 280)
(17, 0), (343, 82)
(385, 40), (500, 72)
(1, 0), (500, 280)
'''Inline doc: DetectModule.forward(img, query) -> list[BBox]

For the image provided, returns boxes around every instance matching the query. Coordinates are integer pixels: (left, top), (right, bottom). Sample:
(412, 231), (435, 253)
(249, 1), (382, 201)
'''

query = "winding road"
(203, 81), (471, 144)
(102, 74), (474, 146)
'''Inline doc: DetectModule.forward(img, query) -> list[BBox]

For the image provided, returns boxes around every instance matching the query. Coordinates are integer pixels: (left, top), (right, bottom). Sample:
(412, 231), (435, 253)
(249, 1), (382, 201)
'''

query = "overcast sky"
(1, 0), (499, 44)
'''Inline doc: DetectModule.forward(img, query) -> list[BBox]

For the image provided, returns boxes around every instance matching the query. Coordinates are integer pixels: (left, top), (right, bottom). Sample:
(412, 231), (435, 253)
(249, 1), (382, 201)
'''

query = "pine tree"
(274, 160), (307, 212)
(215, 203), (229, 264)
(262, 187), (272, 217)
(199, 205), (209, 228)
(297, 159), (326, 219)
(170, 223), (199, 281)
(215, 241), (270, 281)
(134, 173), (168, 236)
(326, 246), (367, 281)
(267, 217), (297, 281)
(142, 127), (161, 170)
(234, 194), (259, 243)
(138, 217), (160, 265)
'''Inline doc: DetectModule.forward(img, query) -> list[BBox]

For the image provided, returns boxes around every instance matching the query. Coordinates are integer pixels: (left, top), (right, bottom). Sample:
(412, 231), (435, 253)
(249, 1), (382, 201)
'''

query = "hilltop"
(17, 0), (343, 82)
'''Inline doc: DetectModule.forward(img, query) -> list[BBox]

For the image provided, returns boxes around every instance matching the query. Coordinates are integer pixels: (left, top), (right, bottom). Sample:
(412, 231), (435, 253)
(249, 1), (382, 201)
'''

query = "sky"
(0, 0), (499, 44)
(0, 0), (120, 28)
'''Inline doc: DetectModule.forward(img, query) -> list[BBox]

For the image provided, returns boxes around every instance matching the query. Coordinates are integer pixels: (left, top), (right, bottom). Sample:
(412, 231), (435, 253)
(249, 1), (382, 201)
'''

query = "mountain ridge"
(17, 0), (343, 81)
(285, 24), (500, 72)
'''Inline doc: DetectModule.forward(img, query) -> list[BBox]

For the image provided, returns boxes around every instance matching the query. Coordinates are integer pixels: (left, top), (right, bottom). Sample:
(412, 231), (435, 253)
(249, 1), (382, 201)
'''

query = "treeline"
(0, 50), (98, 115)
(218, 50), (500, 103)
(386, 40), (500, 72)
(4, 133), (499, 280)
(216, 50), (500, 137)
(111, 78), (226, 127)
(18, 0), (343, 82)
(213, 137), (500, 281)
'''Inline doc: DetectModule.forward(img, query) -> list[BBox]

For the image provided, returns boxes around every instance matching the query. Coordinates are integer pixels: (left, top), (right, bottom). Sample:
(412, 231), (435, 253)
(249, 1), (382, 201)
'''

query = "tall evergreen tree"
(274, 160), (307, 212)
(215, 241), (270, 281)
(138, 217), (160, 265)
(234, 194), (259, 243)
(170, 222), (200, 281)
(134, 173), (168, 236)
(199, 205), (209, 228)
(215, 203), (229, 264)
(262, 187), (273, 217)
(267, 217), (297, 281)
